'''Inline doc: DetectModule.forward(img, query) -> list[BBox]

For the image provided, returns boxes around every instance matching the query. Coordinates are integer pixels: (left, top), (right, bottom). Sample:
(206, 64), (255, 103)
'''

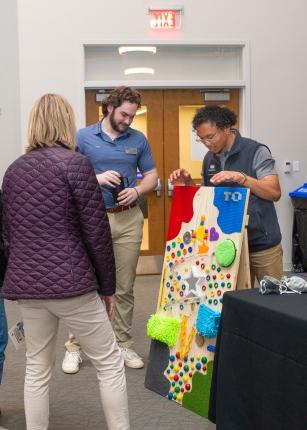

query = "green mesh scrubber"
(215, 239), (237, 267)
(147, 314), (181, 347)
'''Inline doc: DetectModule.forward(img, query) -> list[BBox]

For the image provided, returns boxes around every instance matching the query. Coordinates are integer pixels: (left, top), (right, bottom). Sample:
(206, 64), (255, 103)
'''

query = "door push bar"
(167, 179), (174, 198)
(154, 178), (163, 197)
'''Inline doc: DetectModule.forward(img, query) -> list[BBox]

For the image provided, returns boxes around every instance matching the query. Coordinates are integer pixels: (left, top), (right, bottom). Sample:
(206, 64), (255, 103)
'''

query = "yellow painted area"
(195, 226), (205, 241)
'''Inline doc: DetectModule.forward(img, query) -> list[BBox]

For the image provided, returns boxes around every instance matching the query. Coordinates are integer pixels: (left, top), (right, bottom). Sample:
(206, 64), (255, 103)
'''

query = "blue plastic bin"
(289, 183), (307, 199)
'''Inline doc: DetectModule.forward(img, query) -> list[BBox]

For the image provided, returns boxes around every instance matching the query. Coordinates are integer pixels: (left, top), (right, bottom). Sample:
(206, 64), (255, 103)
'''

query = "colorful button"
(207, 344), (216, 353)
(183, 232), (192, 244)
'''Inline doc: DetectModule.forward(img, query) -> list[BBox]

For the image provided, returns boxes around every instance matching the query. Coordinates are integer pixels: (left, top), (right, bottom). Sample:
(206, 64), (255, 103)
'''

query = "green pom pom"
(215, 239), (236, 267)
(147, 314), (181, 347)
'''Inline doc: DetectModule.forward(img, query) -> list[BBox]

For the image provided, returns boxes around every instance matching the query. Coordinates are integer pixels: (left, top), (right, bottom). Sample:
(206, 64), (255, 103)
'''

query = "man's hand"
(96, 171), (121, 187)
(169, 168), (194, 185)
(117, 187), (139, 206)
(101, 295), (116, 320)
(210, 171), (281, 201)
(210, 170), (245, 185)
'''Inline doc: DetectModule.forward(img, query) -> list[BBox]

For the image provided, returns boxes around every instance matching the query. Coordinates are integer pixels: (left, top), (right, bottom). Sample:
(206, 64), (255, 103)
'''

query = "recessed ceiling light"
(124, 67), (155, 75)
(119, 46), (157, 55)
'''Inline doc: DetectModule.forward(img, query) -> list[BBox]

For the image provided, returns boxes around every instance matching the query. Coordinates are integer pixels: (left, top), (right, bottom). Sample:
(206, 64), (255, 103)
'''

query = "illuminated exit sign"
(149, 8), (183, 29)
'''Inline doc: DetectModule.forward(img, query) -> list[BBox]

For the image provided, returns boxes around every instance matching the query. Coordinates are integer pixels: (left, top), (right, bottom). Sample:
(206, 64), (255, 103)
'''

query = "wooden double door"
(85, 89), (239, 269)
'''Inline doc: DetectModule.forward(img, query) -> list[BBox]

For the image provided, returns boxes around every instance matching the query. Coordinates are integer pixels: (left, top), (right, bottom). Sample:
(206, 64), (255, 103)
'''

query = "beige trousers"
(249, 243), (283, 286)
(65, 206), (144, 352)
(108, 206), (144, 348)
(19, 291), (129, 430)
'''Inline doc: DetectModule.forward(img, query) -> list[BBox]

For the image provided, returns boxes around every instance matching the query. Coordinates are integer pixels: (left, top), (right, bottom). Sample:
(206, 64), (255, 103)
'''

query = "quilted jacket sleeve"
(0, 191), (7, 287)
(67, 154), (116, 296)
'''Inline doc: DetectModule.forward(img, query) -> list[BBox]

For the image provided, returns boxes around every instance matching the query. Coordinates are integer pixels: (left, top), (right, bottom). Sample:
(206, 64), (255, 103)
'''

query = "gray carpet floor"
(0, 275), (216, 430)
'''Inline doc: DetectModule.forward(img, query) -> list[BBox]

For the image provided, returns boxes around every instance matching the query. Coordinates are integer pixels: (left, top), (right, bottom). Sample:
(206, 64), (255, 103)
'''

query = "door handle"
(154, 178), (163, 197)
(167, 179), (174, 197)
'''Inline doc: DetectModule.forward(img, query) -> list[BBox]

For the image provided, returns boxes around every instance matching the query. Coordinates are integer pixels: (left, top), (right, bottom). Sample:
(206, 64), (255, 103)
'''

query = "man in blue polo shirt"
(62, 87), (158, 372)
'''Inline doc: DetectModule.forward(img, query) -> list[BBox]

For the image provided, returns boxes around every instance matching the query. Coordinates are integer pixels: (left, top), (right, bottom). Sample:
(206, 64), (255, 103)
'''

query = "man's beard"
(109, 110), (129, 133)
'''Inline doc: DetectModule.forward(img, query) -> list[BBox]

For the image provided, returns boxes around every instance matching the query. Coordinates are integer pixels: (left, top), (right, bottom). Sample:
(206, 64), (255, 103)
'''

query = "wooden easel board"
(145, 185), (250, 418)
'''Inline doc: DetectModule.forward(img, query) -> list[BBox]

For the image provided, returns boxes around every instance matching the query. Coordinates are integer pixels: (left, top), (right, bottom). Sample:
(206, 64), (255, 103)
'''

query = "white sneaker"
(120, 347), (144, 369)
(62, 351), (82, 374)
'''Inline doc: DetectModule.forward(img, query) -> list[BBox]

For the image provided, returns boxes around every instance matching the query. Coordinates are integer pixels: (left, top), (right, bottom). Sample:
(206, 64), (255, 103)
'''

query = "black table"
(209, 289), (307, 430)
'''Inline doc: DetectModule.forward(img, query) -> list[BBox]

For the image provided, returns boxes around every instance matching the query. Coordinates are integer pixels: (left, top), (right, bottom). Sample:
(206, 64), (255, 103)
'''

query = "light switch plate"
(292, 160), (300, 172)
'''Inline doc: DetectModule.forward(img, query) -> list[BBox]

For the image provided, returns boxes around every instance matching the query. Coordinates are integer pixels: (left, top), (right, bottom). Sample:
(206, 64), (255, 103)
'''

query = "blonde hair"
(26, 94), (76, 152)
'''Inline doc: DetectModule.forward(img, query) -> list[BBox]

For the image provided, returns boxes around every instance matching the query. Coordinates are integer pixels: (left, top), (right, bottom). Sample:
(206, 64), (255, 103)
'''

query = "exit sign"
(149, 9), (181, 29)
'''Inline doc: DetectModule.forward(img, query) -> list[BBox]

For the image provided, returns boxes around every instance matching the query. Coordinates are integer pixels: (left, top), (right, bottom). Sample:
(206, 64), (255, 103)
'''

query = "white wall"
(12, 0), (307, 268)
(0, 0), (21, 181)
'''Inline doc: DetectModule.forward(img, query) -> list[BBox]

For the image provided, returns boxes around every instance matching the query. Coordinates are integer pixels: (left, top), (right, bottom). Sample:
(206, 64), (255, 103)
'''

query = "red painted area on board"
(166, 186), (200, 241)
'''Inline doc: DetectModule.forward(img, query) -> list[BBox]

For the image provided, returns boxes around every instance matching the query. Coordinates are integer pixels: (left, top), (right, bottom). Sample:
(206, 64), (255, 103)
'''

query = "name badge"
(125, 147), (138, 155)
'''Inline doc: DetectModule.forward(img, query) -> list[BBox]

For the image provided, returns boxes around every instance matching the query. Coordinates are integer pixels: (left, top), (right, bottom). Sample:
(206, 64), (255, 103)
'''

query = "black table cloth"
(209, 289), (307, 430)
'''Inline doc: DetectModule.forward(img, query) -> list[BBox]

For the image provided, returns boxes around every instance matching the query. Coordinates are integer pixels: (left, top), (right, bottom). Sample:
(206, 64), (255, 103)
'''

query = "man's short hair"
(102, 86), (141, 117)
(192, 105), (237, 130)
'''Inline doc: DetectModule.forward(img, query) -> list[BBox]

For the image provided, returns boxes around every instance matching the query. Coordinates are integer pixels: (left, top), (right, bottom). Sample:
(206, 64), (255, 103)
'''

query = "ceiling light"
(118, 46), (157, 55)
(124, 67), (154, 75)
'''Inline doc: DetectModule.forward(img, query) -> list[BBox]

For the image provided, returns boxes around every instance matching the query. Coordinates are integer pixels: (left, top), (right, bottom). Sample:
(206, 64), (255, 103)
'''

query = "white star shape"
(184, 266), (206, 298)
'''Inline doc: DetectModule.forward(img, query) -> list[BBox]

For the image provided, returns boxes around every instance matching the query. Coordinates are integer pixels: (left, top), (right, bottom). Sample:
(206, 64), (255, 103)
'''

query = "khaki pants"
(19, 291), (129, 430)
(249, 243), (283, 286)
(65, 205), (144, 352)
(108, 206), (144, 347)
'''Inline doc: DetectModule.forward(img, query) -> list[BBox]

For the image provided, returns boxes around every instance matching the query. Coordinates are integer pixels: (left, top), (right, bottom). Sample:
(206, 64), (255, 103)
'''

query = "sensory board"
(145, 185), (250, 418)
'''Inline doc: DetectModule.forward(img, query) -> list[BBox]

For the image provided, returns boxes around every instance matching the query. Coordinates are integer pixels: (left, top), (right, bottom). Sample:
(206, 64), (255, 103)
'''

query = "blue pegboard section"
(213, 187), (248, 234)
(196, 304), (221, 338)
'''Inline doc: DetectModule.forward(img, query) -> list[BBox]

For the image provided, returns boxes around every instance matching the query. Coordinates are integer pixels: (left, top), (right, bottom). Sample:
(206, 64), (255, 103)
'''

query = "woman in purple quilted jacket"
(0, 190), (8, 398)
(1, 94), (129, 430)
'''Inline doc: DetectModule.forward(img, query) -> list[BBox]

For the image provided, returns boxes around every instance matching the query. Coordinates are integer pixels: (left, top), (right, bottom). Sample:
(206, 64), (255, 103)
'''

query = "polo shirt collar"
(95, 120), (131, 139)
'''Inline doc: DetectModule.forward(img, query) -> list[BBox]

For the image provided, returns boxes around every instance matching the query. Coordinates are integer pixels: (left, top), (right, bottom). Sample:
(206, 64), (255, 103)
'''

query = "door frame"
(81, 40), (251, 274)
(80, 40), (251, 137)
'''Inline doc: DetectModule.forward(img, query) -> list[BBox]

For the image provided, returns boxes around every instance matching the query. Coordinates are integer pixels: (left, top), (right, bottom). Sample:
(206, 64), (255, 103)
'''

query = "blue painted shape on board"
(213, 187), (248, 234)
